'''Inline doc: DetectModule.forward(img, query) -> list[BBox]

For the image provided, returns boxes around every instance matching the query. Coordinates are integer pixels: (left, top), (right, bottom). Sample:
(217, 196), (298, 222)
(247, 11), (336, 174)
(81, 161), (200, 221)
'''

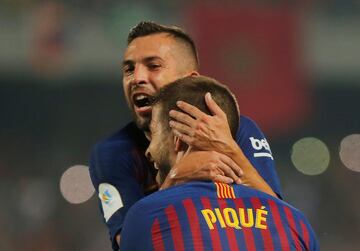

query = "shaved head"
(127, 21), (199, 71)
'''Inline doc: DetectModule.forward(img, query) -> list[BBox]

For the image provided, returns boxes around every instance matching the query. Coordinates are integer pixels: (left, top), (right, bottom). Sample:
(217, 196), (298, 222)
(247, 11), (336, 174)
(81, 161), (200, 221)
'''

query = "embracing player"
(120, 76), (319, 251)
(89, 21), (282, 250)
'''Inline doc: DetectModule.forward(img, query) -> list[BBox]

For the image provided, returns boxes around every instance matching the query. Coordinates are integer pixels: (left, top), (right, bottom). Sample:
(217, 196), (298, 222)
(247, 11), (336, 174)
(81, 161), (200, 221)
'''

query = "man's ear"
(189, 71), (200, 77)
(174, 136), (187, 153)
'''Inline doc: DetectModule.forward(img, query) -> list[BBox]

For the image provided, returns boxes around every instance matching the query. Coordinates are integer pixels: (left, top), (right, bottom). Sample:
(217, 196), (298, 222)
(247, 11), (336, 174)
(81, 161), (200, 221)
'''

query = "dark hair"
(152, 76), (239, 138)
(127, 21), (199, 69)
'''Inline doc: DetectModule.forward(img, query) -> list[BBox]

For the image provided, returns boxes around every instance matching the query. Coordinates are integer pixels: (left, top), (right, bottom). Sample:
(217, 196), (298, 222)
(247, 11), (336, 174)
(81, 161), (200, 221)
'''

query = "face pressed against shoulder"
(122, 33), (199, 131)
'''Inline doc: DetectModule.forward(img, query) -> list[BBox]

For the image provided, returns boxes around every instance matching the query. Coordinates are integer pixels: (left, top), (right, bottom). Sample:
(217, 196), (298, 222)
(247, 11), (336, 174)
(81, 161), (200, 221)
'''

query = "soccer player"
(89, 21), (282, 250)
(120, 76), (319, 251)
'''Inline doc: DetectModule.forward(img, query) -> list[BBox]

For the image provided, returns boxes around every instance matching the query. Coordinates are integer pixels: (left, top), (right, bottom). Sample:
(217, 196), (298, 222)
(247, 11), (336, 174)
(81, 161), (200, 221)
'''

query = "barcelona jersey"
(89, 115), (282, 250)
(120, 181), (319, 251)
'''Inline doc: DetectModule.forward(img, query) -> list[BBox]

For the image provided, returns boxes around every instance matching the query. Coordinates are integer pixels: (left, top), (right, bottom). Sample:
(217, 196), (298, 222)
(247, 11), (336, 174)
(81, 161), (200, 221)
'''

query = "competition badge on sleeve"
(99, 183), (123, 222)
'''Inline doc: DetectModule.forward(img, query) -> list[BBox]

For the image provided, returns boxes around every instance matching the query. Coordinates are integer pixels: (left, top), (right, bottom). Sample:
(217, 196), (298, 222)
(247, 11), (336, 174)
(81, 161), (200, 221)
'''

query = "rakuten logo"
(249, 137), (273, 160)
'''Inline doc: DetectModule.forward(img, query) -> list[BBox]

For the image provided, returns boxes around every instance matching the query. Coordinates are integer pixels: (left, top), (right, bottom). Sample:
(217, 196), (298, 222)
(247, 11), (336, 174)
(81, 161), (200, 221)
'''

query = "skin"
(122, 32), (243, 183)
(147, 104), (246, 188)
(122, 33), (198, 132)
(168, 93), (277, 197)
(146, 105), (177, 183)
(146, 105), (182, 182)
(146, 105), (242, 186)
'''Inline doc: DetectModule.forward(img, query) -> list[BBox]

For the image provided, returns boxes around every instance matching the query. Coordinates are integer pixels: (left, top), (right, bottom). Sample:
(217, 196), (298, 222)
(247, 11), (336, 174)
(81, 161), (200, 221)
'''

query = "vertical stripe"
(165, 205), (185, 251)
(242, 198), (263, 251)
(201, 197), (222, 251)
(183, 199), (204, 251)
(250, 198), (274, 251)
(223, 184), (230, 198)
(225, 185), (231, 198)
(215, 183), (221, 198)
(224, 184), (232, 198)
(219, 183), (225, 198)
(151, 218), (165, 251)
(234, 198), (256, 251)
(267, 200), (290, 251)
(283, 206), (302, 250)
(226, 184), (232, 198)
(300, 221), (310, 250)
(220, 183), (227, 197)
(217, 199), (240, 251)
(230, 187), (235, 199)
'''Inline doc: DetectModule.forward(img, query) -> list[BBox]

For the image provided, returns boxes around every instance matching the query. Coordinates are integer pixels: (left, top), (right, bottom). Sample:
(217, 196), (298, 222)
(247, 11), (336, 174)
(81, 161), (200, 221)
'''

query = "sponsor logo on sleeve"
(99, 183), (123, 222)
(249, 137), (274, 160)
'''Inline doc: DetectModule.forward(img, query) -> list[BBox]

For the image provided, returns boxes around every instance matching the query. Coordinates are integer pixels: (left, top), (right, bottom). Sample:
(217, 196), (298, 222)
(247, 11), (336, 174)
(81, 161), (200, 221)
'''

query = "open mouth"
(133, 94), (152, 109)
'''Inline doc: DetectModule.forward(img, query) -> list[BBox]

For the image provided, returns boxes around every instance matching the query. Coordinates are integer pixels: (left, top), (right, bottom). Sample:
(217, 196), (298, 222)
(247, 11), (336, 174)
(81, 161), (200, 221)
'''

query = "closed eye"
(144, 56), (164, 71)
(148, 63), (161, 71)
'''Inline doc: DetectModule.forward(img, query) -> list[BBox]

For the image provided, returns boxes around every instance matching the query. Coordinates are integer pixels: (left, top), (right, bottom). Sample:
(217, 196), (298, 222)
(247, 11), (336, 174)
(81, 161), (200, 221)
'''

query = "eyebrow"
(122, 60), (133, 68)
(122, 56), (164, 67)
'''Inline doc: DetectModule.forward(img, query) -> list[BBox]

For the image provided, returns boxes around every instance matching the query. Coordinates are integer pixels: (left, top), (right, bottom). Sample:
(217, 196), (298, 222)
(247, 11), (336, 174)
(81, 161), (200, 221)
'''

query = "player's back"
(120, 181), (319, 251)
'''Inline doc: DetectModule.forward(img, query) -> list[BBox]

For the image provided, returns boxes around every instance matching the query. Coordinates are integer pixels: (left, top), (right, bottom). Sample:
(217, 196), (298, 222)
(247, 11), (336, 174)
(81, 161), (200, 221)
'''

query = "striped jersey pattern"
(149, 183), (317, 251)
(120, 181), (318, 251)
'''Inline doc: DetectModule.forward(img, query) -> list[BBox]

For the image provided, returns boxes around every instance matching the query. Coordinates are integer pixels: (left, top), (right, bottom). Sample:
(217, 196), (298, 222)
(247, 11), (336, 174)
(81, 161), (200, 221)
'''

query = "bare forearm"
(160, 151), (242, 189)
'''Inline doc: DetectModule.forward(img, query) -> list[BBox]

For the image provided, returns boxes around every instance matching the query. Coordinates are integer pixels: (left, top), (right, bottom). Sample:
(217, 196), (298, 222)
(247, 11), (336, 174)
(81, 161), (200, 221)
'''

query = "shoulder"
(239, 185), (306, 219)
(89, 122), (149, 179)
(236, 114), (272, 151)
(238, 115), (262, 134)
(93, 122), (147, 151)
(141, 182), (213, 207)
(133, 182), (213, 209)
(90, 121), (148, 161)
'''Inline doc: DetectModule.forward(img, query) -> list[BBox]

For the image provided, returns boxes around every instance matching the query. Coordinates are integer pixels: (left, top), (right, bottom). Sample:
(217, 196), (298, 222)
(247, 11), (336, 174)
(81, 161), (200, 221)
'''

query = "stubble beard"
(158, 162), (171, 185)
(132, 110), (151, 132)
(156, 136), (173, 186)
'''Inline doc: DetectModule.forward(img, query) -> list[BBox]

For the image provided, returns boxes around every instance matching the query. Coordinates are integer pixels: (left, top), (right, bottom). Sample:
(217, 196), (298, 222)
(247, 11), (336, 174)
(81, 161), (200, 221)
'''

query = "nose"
(131, 64), (148, 86)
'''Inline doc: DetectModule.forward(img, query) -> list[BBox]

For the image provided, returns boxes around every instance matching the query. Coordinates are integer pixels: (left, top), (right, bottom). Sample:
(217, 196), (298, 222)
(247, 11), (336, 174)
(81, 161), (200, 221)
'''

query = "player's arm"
(167, 93), (278, 197)
(89, 141), (146, 251)
(161, 150), (243, 189)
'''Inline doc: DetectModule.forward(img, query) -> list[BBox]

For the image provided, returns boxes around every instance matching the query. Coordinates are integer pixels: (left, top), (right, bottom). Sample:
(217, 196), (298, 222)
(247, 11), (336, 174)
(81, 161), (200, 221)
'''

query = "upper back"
(121, 181), (318, 251)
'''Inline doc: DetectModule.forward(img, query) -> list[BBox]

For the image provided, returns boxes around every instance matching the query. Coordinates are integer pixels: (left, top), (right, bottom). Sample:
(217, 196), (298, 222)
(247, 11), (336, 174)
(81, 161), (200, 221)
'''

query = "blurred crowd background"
(1, 0), (359, 250)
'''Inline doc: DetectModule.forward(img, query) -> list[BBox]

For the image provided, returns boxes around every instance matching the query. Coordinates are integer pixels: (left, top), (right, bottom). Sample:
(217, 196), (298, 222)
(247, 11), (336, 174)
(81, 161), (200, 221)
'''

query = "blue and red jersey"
(89, 115), (282, 250)
(120, 181), (319, 251)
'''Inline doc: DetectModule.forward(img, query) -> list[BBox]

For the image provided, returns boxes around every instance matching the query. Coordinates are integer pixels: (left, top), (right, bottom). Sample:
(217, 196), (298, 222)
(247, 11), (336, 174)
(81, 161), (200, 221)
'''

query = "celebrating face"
(122, 33), (197, 131)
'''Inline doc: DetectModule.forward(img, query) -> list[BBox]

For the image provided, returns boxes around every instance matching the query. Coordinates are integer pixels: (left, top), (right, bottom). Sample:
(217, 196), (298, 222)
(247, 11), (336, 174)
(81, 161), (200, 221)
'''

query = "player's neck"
(175, 145), (194, 164)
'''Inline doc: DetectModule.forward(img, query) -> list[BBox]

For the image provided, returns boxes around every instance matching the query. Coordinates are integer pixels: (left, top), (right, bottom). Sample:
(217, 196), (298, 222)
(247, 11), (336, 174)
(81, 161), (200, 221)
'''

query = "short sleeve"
(89, 138), (145, 250)
(236, 115), (282, 198)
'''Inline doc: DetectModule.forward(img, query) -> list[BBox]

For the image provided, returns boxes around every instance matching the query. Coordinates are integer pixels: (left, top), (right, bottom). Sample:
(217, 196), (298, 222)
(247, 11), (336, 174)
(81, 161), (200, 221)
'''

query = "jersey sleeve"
(236, 115), (282, 198)
(89, 139), (145, 251)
